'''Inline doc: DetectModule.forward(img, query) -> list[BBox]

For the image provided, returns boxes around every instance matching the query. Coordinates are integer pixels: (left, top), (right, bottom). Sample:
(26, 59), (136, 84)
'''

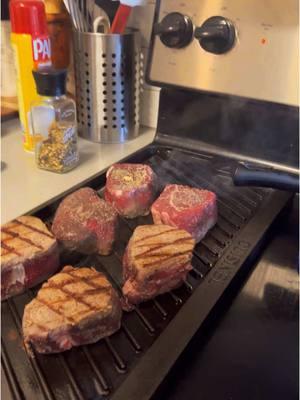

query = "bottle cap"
(9, 0), (48, 36)
(32, 68), (67, 96)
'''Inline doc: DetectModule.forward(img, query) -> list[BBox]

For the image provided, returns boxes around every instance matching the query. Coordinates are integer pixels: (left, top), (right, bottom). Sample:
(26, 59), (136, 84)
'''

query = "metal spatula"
(63, 0), (89, 32)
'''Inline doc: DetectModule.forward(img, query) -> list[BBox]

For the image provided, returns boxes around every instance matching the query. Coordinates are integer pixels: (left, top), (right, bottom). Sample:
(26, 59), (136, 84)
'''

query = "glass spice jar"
(31, 68), (79, 173)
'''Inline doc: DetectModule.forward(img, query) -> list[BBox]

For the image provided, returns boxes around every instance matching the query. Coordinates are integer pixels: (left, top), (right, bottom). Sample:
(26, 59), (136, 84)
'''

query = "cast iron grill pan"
(1, 146), (292, 400)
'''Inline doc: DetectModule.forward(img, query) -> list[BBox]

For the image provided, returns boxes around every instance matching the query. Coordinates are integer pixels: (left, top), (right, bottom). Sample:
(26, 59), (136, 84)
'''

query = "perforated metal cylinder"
(73, 30), (142, 143)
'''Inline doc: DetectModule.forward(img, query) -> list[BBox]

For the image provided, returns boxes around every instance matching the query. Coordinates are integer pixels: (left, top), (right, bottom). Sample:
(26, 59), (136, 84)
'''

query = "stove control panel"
(194, 16), (236, 55)
(154, 12), (193, 49)
(148, 0), (298, 106)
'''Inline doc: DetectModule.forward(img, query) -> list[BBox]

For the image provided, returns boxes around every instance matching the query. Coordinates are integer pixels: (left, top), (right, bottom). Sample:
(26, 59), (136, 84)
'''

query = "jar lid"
(9, 0), (48, 35)
(32, 68), (67, 96)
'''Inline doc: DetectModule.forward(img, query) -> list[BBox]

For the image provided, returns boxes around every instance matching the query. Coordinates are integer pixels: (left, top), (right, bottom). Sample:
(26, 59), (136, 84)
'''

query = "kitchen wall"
(127, 1), (160, 129)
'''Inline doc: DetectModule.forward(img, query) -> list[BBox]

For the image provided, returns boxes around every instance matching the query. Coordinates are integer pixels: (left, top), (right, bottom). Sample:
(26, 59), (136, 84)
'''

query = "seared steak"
(151, 184), (217, 242)
(105, 163), (158, 218)
(1, 216), (59, 300)
(122, 225), (195, 306)
(52, 187), (118, 255)
(23, 266), (122, 354)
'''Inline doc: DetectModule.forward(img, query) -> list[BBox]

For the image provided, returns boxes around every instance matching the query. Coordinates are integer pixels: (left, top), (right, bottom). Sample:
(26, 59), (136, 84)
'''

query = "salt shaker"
(31, 68), (79, 173)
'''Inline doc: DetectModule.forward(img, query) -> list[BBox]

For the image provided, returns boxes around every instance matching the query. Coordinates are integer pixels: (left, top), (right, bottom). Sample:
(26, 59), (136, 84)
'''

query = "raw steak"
(122, 224), (195, 306)
(1, 216), (59, 300)
(151, 184), (217, 243)
(52, 187), (118, 255)
(23, 266), (122, 354)
(105, 163), (158, 218)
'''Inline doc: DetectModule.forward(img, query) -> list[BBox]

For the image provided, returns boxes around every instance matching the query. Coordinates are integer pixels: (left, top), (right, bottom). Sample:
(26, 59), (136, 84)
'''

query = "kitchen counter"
(1, 119), (156, 224)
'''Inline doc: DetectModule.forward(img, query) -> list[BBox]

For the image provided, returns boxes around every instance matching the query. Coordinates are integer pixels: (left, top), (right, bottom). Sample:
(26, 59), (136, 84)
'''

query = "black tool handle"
(233, 164), (299, 192)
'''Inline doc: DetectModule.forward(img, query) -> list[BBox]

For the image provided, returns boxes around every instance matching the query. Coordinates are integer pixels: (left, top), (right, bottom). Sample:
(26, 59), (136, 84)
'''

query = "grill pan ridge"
(1, 146), (292, 400)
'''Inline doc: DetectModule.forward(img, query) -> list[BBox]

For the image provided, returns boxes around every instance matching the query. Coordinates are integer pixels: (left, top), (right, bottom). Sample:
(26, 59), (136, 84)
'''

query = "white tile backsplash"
(128, 2), (160, 128)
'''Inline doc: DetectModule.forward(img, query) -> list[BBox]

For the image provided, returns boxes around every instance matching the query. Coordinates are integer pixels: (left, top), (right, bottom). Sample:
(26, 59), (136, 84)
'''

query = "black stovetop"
(153, 197), (299, 400)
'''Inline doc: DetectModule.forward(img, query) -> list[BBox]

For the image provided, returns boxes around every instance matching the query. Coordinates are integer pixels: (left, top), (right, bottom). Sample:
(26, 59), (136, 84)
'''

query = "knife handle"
(110, 4), (131, 34)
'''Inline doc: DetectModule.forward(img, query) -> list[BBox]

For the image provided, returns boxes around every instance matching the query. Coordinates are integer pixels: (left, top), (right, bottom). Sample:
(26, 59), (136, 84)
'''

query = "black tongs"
(233, 162), (299, 192)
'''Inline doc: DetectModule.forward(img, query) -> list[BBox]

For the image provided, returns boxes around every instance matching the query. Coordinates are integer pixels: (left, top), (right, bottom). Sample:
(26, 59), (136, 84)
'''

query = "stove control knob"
(195, 16), (236, 54)
(154, 12), (193, 48)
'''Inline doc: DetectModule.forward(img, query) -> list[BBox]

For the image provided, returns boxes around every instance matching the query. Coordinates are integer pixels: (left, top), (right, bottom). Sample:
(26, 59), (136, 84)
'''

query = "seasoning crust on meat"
(105, 163), (158, 218)
(52, 187), (118, 255)
(151, 184), (217, 242)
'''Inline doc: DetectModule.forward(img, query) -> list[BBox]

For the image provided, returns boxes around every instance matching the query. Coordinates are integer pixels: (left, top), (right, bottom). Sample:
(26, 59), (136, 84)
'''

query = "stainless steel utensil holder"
(73, 30), (141, 143)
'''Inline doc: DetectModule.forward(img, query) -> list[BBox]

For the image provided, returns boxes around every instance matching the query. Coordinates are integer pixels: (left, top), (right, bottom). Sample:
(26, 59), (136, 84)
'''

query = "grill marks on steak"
(105, 163), (158, 218)
(151, 184), (218, 243)
(52, 187), (118, 255)
(1, 217), (56, 260)
(1, 216), (59, 300)
(122, 225), (195, 306)
(23, 266), (122, 354)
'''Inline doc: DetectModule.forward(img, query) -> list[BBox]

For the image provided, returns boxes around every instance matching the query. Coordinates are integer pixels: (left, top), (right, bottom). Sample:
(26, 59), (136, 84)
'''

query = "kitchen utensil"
(110, 3), (131, 34)
(110, 0), (145, 34)
(80, 0), (92, 29)
(88, 0), (110, 33)
(91, 0), (110, 20)
(233, 163), (299, 192)
(63, 0), (88, 31)
(93, 15), (110, 33)
(73, 29), (141, 143)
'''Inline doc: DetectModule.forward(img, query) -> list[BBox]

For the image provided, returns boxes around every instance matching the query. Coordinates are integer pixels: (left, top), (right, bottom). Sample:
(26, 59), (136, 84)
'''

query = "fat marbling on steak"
(23, 266), (122, 354)
(151, 184), (217, 243)
(105, 163), (158, 218)
(52, 187), (118, 255)
(1, 216), (59, 300)
(122, 224), (195, 306)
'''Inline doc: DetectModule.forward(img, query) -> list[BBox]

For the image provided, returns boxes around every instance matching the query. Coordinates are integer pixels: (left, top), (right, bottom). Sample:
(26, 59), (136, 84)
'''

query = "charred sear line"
(141, 251), (192, 267)
(63, 271), (110, 291)
(35, 297), (77, 324)
(34, 271), (111, 326)
(135, 238), (194, 258)
(1, 227), (44, 250)
(13, 218), (55, 239)
(134, 229), (179, 245)
(1, 241), (21, 256)
(45, 282), (102, 313)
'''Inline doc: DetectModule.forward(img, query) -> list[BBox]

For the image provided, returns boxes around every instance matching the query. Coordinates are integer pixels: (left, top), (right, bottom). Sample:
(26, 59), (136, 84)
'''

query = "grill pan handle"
(233, 164), (299, 192)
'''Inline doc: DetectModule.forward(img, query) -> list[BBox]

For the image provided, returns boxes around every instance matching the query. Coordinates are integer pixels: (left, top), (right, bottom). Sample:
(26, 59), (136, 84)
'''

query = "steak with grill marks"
(122, 225), (195, 306)
(23, 266), (122, 354)
(52, 187), (118, 255)
(151, 184), (218, 243)
(1, 216), (59, 300)
(105, 163), (158, 218)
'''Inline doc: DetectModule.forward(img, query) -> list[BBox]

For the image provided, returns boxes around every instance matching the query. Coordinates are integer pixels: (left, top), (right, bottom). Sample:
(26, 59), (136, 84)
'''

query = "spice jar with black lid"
(31, 68), (79, 173)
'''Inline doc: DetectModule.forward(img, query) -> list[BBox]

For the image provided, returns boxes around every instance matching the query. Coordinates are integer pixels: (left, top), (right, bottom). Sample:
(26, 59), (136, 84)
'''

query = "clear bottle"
(31, 68), (79, 173)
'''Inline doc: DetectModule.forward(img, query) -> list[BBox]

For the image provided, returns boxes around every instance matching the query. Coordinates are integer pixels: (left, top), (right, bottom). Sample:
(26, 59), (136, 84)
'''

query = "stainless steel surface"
(149, 0), (299, 106)
(73, 31), (141, 143)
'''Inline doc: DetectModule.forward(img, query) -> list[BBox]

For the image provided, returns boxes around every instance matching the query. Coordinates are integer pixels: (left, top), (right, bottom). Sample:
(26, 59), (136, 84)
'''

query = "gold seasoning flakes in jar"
(31, 68), (79, 173)
(36, 122), (79, 173)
